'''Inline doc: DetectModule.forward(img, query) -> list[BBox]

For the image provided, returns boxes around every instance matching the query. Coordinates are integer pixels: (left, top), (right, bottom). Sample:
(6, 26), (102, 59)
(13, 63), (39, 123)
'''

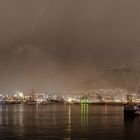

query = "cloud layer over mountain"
(0, 0), (140, 93)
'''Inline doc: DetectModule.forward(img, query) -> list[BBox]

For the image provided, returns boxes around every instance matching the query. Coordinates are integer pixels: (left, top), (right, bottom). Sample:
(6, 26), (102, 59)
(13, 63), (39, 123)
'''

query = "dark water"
(0, 104), (139, 140)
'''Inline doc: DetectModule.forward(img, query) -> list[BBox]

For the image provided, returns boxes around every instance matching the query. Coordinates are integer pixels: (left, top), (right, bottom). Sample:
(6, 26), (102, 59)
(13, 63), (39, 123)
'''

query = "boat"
(39, 101), (49, 105)
(24, 100), (37, 105)
(3, 100), (21, 104)
(37, 99), (50, 105)
(124, 94), (140, 117)
(124, 103), (140, 116)
(24, 89), (37, 105)
(50, 99), (64, 103)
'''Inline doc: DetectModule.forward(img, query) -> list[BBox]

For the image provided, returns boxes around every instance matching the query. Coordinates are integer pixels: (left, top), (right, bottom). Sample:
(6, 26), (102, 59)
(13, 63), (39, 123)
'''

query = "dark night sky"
(0, 0), (140, 93)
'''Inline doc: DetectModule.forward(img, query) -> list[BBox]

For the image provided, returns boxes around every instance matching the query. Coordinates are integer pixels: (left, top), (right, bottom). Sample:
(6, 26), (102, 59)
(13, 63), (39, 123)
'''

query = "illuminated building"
(80, 95), (89, 104)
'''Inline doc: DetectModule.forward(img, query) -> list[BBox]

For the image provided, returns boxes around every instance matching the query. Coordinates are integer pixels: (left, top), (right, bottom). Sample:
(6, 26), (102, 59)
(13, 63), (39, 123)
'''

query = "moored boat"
(39, 101), (49, 105)
(24, 100), (37, 105)
(124, 94), (140, 117)
(124, 104), (140, 116)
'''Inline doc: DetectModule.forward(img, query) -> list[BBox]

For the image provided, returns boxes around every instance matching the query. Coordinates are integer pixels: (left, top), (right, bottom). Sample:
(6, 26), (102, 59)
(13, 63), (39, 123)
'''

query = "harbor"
(0, 88), (140, 105)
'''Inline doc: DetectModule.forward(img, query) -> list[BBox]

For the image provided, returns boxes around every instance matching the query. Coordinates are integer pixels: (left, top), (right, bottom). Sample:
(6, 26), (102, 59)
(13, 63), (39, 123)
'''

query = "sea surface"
(0, 103), (140, 140)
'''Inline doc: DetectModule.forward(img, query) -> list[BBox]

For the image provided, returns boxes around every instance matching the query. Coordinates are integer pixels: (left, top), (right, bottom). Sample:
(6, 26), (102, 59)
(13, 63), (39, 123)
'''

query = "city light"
(67, 98), (72, 103)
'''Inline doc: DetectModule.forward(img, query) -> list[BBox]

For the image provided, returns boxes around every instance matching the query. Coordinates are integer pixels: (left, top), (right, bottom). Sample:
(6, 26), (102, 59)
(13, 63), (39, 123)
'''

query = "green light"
(80, 99), (89, 104)
(81, 103), (89, 126)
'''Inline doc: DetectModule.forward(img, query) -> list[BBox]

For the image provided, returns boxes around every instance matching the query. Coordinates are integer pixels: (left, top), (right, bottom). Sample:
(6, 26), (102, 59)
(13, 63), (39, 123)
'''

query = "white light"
(68, 98), (72, 103)
(16, 91), (24, 98)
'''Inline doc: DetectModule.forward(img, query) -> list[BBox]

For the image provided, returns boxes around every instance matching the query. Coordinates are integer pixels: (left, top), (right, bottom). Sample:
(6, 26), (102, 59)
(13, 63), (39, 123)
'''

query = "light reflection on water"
(0, 103), (138, 140)
(81, 103), (88, 129)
